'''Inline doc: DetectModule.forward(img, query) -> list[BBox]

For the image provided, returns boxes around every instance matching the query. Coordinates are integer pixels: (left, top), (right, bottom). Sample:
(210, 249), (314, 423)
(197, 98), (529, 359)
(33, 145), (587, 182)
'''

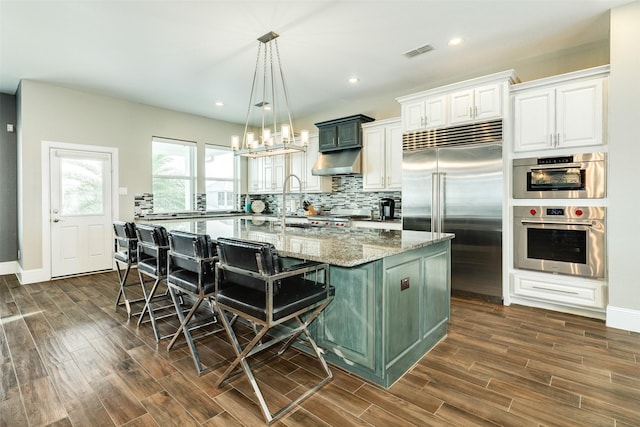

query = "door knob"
(53, 218), (62, 223)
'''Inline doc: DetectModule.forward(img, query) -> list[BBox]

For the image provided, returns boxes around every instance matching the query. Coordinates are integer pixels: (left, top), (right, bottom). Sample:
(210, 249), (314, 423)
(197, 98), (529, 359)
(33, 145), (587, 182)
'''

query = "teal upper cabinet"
(315, 114), (375, 152)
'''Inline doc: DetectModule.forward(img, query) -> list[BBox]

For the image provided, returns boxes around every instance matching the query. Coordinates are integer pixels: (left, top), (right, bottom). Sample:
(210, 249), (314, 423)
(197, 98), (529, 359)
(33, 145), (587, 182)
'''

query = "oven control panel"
(515, 206), (604, 221)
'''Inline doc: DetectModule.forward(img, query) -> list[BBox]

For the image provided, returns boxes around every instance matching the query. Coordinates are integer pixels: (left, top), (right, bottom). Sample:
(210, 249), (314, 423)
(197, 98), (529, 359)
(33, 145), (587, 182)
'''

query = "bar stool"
(214, 237), (334, 424)
(166, 230), (225, 374)
(113, 221), (145, 318)
(135, 224), (176, 341)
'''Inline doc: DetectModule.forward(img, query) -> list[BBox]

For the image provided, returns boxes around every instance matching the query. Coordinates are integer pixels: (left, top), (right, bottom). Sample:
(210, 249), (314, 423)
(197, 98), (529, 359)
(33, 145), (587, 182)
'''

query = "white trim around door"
(39, 141), (119, 283)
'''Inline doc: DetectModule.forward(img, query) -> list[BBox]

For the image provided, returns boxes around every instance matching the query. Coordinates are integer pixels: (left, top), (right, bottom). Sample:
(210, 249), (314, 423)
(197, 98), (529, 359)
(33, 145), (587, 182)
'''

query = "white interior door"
(50, 149), (114, 277)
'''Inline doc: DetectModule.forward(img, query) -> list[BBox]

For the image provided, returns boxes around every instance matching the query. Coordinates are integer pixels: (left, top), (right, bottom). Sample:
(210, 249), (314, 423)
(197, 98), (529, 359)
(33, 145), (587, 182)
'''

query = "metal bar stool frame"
(165, 231), (228, 374)
(113, 221), (145, 318)
(214, 237), (334, 424)
(135, 224), (176, 342)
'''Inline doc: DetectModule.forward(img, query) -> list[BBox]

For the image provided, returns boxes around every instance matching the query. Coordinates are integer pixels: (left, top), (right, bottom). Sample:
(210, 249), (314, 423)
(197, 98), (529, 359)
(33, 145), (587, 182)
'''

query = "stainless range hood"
(311, 148), (362, 176)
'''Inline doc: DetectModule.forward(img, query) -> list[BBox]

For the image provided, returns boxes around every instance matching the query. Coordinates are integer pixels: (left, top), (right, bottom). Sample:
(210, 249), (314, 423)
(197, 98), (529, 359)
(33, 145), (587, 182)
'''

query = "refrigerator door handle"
(438, 172), (445, 234)
(431, 172), (438, 233)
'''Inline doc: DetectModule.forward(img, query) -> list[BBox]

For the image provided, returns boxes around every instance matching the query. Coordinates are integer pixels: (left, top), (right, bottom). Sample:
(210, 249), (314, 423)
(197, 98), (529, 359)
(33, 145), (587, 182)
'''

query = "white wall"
(17, 80), (245, 276)
(607, 0), (640, 332)
(293, 38), (611, 131)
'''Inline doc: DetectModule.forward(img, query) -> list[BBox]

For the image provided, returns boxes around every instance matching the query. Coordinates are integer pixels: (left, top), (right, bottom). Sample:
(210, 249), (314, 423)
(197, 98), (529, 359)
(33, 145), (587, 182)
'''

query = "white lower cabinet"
(511, 270), (606, 315)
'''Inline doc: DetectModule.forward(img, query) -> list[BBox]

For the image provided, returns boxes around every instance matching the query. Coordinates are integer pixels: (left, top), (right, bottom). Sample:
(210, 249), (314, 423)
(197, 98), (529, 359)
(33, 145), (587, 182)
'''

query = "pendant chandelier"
(232, 31), (308, 157)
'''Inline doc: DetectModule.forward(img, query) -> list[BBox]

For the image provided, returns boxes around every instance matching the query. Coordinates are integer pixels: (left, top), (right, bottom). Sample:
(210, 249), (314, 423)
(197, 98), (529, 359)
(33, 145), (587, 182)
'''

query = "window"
(205, 145), (234, 210)
(152, 137), (196, 212)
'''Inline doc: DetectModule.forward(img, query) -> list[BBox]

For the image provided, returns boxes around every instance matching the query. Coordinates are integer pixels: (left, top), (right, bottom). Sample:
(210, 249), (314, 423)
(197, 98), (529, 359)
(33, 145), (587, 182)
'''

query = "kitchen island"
(147, 217), (453, 387)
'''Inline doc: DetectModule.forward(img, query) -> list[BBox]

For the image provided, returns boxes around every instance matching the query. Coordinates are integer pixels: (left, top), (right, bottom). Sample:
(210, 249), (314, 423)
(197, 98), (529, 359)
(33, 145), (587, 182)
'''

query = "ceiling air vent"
(403, 44), (434, 58)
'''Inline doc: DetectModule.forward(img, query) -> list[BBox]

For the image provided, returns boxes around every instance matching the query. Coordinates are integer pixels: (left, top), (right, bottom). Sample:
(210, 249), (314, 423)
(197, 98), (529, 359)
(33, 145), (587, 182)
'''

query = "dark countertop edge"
(136, 213), (249, 221)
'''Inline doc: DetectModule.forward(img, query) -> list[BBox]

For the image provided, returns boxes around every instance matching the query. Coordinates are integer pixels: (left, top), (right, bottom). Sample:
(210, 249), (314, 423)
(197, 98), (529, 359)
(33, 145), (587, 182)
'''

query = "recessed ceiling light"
(215, 101), (224, 107)
(448, 37), (463, 46)
(348, 76), (359, 84)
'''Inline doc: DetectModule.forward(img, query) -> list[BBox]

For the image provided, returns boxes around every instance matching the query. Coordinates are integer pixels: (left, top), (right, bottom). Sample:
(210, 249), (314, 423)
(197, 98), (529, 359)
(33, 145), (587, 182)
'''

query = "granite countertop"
(150, 218), (454, 267)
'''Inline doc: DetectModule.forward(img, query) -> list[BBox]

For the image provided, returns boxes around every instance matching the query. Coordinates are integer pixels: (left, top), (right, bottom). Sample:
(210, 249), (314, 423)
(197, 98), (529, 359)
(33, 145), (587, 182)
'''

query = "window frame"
(204, 144), (235, 211)
(151, 137), (197, 213)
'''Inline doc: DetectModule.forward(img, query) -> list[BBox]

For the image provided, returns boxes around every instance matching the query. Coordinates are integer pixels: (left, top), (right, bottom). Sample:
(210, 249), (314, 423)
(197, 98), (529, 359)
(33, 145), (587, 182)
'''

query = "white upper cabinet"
(449, 83), (502, 125)
(248, 154), (286, 194)
(362, 118), (402, 192)
(289, 134), (332, 193)
(397, 70), (517, 134)
(556, 79), (604, 149)
(513, 89), (556, 151)
(247, 156), (265, 193)
(512, 66), (608, 153)
(402, 95), (447, 132)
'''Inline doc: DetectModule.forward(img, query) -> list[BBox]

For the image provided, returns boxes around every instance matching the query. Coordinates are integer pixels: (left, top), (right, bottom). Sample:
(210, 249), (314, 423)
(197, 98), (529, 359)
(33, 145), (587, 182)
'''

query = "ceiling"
(0, 0), (631, 126)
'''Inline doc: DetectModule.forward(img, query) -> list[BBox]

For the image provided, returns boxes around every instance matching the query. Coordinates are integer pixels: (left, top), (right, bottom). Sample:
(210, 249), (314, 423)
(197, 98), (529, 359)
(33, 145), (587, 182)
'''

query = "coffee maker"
(379, 198), (395, 220)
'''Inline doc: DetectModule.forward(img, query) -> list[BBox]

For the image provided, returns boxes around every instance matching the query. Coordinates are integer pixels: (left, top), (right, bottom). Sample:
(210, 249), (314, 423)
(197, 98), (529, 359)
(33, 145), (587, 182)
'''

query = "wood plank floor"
(1, 272), (639, 426)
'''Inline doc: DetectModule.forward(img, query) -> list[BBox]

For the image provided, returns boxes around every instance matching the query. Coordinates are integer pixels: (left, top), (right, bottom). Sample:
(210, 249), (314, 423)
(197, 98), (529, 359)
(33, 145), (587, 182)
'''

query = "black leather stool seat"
(217, 276), (329, 321)
(168, 269), (215, 295)
(114, 249), (136, 263)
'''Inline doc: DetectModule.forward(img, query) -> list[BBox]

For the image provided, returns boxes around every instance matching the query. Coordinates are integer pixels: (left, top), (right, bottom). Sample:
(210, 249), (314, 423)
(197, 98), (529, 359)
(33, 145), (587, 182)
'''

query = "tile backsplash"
(135, 176), (401, 218)
(250, 175), (402, 218)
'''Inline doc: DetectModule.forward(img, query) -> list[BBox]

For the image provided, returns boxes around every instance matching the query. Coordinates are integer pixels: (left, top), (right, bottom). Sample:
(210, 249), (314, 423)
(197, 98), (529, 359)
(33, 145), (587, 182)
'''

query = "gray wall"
(0, 93), (18, 262)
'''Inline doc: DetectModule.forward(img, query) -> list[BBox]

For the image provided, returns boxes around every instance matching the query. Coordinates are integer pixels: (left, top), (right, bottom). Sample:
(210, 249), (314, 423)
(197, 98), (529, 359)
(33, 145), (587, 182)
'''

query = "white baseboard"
(606, 305), (640, 333)
(16, 266), (50, 285)
(0, 261), (18, 275)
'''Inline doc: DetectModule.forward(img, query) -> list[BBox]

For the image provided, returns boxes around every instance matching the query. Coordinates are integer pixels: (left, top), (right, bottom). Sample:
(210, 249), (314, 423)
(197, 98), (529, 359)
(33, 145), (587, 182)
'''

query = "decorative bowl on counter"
(251, 200), (265, 213)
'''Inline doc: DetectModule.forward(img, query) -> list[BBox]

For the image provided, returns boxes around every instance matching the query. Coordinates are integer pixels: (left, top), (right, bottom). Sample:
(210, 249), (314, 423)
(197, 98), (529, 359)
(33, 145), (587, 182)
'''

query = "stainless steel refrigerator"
(402, 136), (503, 301)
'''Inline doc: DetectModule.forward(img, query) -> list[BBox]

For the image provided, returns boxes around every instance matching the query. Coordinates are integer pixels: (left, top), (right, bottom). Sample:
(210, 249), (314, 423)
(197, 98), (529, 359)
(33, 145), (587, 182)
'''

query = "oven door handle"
(520, 219), (594, 227)
(530, 164), (582, 171)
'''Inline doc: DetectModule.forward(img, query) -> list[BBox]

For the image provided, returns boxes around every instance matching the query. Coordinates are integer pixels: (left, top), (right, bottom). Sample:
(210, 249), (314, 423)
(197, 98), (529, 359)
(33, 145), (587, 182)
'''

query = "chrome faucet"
(281, 174), (302, 227)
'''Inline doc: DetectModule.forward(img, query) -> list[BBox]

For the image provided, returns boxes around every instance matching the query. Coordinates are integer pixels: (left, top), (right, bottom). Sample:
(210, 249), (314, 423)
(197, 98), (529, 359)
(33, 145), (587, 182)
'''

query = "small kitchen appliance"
(379, 198), (395, 220)
(513, 152), (606, 199)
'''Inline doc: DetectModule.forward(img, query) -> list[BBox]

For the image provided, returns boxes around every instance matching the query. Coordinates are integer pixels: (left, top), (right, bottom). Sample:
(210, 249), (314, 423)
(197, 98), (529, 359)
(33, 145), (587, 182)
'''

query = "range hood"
(312, 148), (362, 176)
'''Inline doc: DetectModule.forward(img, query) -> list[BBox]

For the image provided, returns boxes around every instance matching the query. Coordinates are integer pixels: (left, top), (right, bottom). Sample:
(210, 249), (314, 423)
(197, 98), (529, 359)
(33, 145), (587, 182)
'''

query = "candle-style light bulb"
(231, 135), (240, 150)
(281, 124), (290, 142)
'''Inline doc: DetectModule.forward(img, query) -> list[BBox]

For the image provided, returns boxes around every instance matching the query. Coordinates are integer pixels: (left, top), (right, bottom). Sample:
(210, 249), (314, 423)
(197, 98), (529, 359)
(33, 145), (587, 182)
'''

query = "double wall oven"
(513, 152), (606, 279)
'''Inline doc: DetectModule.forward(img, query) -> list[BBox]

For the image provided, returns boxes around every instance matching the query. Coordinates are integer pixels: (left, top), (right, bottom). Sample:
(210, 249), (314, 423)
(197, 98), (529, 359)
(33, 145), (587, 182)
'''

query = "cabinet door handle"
(425, 115), (429, 126)
(557, 133), (561, 146)
(387, 176), (391, 186)
(468, 106), (473, 118)
(474, 105), (478, 118)
(337, 137), (340, 146)
(549, 134), (554, 147)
